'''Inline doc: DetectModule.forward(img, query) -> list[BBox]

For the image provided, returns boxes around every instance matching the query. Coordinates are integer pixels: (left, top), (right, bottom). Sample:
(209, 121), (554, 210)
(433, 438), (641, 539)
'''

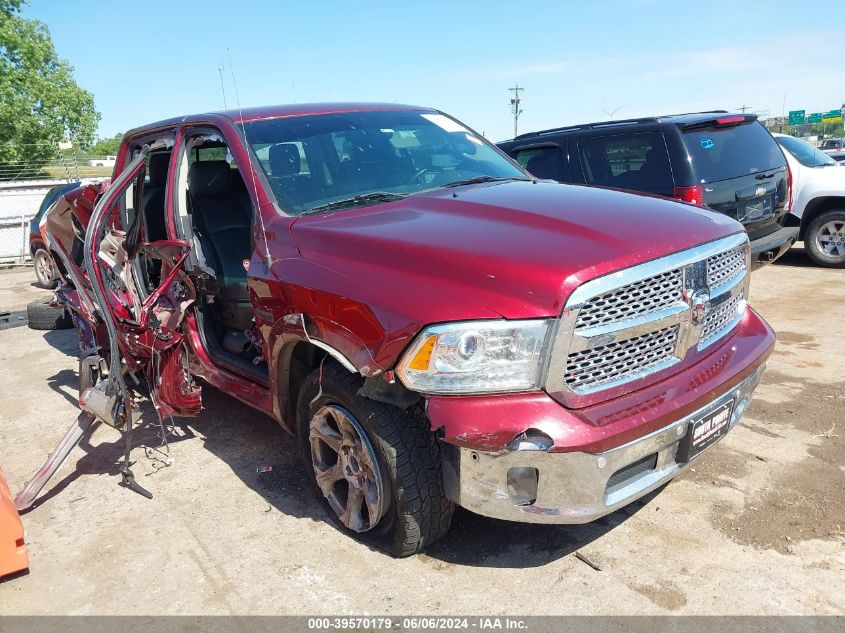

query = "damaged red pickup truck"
(26, 103), (774, 557)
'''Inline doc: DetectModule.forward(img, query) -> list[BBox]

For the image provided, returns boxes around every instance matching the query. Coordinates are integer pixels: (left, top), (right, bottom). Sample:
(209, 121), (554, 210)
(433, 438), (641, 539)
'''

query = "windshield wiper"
(301, 192), (408, 216)
(442, 176), (530, 188)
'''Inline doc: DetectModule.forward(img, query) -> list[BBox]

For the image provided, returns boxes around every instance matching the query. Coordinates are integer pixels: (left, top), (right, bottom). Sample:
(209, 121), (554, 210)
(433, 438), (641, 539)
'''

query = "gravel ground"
(0, 247), (842, 615)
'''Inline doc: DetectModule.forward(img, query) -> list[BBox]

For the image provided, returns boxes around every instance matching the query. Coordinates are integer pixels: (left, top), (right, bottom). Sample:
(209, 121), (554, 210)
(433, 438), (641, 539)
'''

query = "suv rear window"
(682, 122), (785, 183)
(577, 132), (673, 194)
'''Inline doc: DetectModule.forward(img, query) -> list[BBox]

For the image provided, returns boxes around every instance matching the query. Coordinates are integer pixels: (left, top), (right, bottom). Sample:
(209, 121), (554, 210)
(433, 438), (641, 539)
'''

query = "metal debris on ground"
(574, 550), (603, 572)
(0, 310), (27, 331)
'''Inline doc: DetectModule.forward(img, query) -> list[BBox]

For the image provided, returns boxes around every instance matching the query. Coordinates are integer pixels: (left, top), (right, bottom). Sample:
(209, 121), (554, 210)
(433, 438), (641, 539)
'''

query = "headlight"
(395, 320), (551, 394)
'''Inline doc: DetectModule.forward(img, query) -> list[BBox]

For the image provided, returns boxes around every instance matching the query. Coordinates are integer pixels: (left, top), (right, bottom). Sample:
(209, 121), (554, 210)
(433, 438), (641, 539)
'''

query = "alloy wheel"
(817, 220), (845, 257)
(34, 250), (54, 286)
(308, 404), (387, 532)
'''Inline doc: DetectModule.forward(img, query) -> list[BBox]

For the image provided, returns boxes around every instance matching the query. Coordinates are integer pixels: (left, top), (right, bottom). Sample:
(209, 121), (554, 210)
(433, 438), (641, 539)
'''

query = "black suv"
(498, 112), (799, 266)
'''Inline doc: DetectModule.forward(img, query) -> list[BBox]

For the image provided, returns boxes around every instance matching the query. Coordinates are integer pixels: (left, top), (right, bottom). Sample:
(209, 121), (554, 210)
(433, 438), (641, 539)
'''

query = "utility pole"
(509, 85), (524, 138)
(737, 104), (750, 113)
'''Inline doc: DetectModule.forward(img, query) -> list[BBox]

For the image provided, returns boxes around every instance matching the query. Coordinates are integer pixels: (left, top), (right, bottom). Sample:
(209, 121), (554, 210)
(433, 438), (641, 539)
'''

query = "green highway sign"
(822, 109), (842, 123)
(807, 113), (823, 124)
(788, 110), (805, 125)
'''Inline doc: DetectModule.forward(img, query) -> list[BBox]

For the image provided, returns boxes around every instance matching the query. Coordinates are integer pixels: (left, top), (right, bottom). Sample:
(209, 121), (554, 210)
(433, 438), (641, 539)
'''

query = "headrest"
(188, 161), (232, 198)
(525, 151), (562, 178)
(269, 144), (301, 177)
(352, 136), (393, 163)
(147, 153), (170, 187)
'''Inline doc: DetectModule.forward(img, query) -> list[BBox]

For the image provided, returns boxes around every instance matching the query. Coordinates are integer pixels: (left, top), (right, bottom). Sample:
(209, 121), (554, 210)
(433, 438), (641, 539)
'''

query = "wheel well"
(283, 341), (331, 432)
(800, 197), (845, 240)
(30, 239), (44, 257)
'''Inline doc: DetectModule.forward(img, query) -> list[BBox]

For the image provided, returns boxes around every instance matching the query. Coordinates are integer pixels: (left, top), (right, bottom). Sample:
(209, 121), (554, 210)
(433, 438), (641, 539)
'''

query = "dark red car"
(34, 103), (774, 556)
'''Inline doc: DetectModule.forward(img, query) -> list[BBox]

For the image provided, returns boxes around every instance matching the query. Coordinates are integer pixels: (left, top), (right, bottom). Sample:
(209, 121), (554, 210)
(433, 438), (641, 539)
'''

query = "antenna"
(227, 48), (272, 270)
(217, 59), (228, 109)
(599, 102), (624, 120)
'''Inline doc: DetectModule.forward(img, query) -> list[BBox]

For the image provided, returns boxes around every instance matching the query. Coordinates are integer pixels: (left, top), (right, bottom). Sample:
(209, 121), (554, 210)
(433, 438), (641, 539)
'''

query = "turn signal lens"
(408, 335), (436, 371)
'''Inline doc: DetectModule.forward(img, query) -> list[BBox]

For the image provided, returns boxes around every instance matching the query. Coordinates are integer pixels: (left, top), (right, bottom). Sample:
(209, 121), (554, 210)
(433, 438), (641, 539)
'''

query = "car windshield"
(777, 136), (838, 167)
(243, 110), (528, 215)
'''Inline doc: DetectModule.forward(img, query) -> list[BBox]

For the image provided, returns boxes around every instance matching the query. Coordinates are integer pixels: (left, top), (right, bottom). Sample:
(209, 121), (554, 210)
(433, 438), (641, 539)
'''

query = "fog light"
(507, 467), (539, 506)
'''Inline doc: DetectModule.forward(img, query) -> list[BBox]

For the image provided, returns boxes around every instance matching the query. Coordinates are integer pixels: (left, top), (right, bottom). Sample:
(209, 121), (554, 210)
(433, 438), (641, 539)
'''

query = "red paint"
(52, 103), (773, 456)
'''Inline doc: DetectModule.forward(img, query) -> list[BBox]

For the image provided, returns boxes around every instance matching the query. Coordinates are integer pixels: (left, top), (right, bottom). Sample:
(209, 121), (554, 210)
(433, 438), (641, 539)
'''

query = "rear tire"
(805, 210), (845, 268)
(297, 361), (454, 557)
(26, 299), (73, 330)
(33, 248), (58, 289)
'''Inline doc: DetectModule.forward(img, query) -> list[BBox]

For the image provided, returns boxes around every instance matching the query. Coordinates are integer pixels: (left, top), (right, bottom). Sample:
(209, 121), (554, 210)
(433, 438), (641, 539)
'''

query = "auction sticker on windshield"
(421, 113), (469, 133)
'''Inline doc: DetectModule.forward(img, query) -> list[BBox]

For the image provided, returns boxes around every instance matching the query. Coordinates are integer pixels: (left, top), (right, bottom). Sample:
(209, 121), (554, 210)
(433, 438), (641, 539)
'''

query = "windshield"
(682, 122), (785, 183)
(243, 110), (527, 215)
(777, 136), (838, 167)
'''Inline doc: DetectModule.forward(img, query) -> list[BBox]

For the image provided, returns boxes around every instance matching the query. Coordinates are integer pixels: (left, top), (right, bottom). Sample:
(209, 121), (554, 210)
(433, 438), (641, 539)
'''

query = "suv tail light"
(673, 185), (703, 206)
(786, 163), (793, 212)
(715, 115), (748, 126)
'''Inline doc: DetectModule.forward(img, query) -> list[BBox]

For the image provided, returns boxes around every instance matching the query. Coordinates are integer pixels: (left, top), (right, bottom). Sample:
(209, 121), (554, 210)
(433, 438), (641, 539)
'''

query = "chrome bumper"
(441, 363), (766, 524)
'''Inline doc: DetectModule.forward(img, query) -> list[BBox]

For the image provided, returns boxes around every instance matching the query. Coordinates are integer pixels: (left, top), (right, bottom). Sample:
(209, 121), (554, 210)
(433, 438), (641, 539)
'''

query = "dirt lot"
(0, 247), (843, 615)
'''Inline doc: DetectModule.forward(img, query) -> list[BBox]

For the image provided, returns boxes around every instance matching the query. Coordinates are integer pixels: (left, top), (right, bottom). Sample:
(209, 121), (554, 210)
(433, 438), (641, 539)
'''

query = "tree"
(0, 0), (100, 175)
(91, 133), (123, 157)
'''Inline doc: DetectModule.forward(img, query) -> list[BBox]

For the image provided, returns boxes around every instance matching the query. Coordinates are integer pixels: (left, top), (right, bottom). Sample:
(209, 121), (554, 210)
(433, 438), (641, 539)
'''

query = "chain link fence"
(0, 142), (89, 266)
(0, 185), (48, 265)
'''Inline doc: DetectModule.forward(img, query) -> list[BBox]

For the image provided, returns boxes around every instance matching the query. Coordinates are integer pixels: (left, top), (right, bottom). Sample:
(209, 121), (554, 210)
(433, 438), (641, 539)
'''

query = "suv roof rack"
(512, 110), (731, 140)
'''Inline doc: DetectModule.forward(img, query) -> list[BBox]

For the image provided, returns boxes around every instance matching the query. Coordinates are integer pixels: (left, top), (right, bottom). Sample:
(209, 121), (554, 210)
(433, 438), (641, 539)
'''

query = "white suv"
(774, 134), (845, 267)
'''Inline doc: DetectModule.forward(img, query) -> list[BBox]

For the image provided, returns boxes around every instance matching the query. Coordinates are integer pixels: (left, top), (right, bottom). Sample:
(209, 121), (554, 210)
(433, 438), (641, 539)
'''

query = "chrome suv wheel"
(806, 210), (845, 268)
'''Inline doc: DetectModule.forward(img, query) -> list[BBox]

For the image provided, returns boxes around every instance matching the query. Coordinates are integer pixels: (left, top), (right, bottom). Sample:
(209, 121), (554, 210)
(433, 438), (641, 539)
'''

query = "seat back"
(188, 160), (254, 331)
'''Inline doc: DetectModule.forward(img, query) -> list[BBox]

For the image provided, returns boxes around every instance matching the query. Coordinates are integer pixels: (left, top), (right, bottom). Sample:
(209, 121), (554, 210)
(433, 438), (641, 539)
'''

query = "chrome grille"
(707, 246), (746, 288)
(576, 269), (682, 329)
(546, 234), (751, 405)
(700, 293), (744, 348)
(564, 326), (679, 391)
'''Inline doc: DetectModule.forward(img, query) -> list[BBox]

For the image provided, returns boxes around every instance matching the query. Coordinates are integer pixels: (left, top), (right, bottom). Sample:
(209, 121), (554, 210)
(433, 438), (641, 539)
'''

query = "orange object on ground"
(0, 467), (29, 578)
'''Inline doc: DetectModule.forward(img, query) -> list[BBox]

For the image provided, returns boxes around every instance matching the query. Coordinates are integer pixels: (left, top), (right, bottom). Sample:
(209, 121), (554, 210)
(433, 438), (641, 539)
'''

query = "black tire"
(26, 299), (73, 330)
(805, 209), (845, 268)
(33, 248), (58, 289)
(297, 361), (454, 557)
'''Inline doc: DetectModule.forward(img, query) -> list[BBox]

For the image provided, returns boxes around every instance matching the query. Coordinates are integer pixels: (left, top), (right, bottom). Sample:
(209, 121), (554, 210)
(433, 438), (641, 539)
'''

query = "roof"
(507, 110), (752, 142)
(125, 102), (437, 137)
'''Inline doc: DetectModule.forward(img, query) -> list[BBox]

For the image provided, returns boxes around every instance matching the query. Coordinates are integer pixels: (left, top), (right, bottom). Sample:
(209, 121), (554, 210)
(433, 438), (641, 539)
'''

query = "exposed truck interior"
(174, 136), (267, 380)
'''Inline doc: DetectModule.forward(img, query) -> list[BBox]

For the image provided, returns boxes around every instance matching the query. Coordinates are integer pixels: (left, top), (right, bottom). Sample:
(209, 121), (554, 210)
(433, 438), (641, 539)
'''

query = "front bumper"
(441, 362), (766, 524)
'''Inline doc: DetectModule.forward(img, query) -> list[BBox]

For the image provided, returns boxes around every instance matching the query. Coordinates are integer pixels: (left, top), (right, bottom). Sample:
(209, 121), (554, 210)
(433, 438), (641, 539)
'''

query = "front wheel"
(297, 361), (454, 557)
(805, 210), (845, 268)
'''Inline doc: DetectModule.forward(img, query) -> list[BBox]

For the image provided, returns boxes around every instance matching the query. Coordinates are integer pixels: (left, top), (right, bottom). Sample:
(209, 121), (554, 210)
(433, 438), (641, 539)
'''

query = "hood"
(288, 180), (741, 321)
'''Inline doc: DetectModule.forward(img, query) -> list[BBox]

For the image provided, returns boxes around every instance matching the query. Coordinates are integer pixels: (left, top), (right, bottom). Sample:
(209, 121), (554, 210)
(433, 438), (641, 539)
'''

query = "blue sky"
(25, 0), (845, 142)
